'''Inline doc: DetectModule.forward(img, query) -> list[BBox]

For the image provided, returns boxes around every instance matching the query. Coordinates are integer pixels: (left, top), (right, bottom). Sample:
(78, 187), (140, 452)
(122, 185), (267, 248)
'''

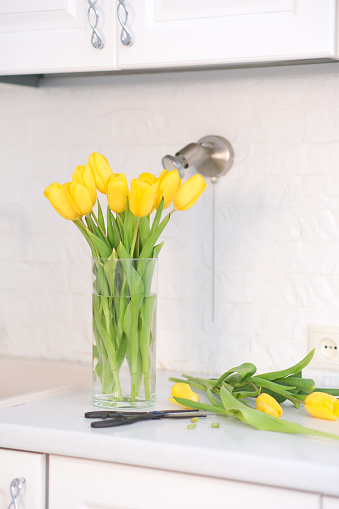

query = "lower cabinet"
(0, 449), (336, 509)
(49, 455), (320, 509)
(0, 449), (46, 509)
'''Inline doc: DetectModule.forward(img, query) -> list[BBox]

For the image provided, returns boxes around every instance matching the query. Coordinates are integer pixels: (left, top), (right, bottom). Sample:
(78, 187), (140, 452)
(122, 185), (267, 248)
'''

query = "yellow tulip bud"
(72, 164), (97, 206)
(106, 172), (129, 213)
(304, 392), (339, 421)
(168, 383), (200, 409)
(65, 182), (94, 216)
(154, 169), (181, 210)
(88, 152), (113, 194)
(173, 174), (206, 211)
(43, 182), (81, 221)
(129, 178), (158, 217)
(256, 393), (283, 418)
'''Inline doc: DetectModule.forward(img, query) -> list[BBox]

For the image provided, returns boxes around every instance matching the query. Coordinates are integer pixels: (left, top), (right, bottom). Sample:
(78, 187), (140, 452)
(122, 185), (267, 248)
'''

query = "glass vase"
(92, 257), (157, 408)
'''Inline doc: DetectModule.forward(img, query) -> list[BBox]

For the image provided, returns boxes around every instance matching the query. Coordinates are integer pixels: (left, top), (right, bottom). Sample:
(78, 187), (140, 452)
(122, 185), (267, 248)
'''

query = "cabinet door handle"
(117, 1), (133, 46)
(7, 478), (26, 509)
(87, 0), (104, 49)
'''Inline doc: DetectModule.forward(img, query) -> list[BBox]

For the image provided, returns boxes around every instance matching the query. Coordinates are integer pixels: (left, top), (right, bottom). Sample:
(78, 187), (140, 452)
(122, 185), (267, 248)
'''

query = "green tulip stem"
(130, 295), (140, 401)
(130, 217), (140, 257)
(144, 373), (151, 400)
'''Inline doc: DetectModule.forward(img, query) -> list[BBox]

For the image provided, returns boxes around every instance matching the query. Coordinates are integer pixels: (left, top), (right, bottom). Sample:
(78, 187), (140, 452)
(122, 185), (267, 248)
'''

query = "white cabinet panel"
(0, 0), (118, 75)
(118, 0), (338, 69)
(323, 496), (339, 509)
(0, 448), (46, 509)
(49, 455), (320, 509)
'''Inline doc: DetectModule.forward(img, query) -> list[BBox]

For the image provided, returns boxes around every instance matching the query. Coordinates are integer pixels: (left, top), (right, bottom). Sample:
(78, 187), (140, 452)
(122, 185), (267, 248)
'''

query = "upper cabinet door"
(118, 0), (338, 69)
(0, 0), (118, 75)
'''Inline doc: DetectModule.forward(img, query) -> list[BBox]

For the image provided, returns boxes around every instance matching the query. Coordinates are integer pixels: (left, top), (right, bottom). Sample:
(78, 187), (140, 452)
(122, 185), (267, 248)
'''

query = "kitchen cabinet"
(1, 0), (338, 76)
(48, 454), (321, 509)
(118, 0), (339, 69)
(0, 1), (118, 75)
(0, 449), (46, 508)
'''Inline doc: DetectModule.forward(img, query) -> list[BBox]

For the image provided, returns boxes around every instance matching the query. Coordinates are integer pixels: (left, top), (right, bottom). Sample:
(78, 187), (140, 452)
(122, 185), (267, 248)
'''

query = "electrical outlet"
(309, 325), (339, 368)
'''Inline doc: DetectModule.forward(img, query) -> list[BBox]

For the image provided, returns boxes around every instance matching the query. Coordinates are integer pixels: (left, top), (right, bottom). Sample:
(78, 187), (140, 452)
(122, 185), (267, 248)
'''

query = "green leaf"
(253, 349), (315, 381)
(233, 388), (261, 400)
(116, 242), (144, 296)
(275, 376), (315, 395)
(207, 390), (225, 409)
(150, 198), (164, 235)
(86, 214), (109, 246)
(116, 213), (125, 244)
(168, 378), (207, 392)
(173, 397), (230, 416)
(182, 374), (216, 390)
(87, 230), (112, 258)
(117, 334), (128, 370)
(139, 216), (151, 248)
(85, 215), (95, 234)
(153, 241), (164, 258)
(123, 198), (133, 252)
(139, 213), (170, 259)
(212, 363), (257, 389)
(106, 206), (116, 249)
(315, 388), (339, 396)
(97, 200), (106, 235)
(248, 376), (304, 405)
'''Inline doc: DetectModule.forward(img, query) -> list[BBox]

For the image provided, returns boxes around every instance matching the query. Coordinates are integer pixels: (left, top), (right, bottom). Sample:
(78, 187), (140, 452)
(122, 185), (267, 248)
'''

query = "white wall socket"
(308, 324), (339, 368)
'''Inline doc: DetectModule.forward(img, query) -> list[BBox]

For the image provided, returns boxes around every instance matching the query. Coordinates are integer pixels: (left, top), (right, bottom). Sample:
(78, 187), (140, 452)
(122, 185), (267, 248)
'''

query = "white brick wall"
(1, 62), (339, 375)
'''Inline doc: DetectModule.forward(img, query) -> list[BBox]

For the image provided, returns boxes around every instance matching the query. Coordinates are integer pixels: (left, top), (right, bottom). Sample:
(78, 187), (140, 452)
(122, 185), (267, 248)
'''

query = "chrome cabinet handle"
(117, 1), (133, 46)
(87, 0), (104, 49)
(7, 478), (26, 509)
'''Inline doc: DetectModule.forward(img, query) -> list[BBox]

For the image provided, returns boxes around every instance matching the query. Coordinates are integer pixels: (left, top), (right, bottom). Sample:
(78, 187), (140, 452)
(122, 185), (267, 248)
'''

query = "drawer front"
(49, 455), (320, 509)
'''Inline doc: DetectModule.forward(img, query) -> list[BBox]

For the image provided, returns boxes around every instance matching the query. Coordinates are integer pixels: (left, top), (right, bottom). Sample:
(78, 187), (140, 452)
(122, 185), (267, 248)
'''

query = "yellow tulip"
(129, 177), (158, 217)
(173, 174), (206, 211)
(139, 172), (157, 186)
(43, 182), (81, 221)
(304, 392), (339, 421)
(256, 393), (283, 418)
(106, 173), (129, 213)
(88, 152), (113, 194)
(168, 383), (200, 409)
(65, 182), (94, 216)
(154, 169), (181, 210)
(72, 164), (97, 206)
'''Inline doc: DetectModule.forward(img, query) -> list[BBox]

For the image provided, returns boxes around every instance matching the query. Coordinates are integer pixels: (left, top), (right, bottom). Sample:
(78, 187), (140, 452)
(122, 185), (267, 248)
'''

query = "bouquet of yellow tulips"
(44, 153), (206, 408)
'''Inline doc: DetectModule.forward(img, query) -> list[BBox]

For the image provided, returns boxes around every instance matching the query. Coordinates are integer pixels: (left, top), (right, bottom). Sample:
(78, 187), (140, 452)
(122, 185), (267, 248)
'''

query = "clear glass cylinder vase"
(92, 257), (157, 408)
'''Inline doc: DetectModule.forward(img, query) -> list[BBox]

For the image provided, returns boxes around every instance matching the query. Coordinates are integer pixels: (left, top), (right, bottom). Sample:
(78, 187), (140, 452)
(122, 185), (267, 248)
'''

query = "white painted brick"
(304, 107), (339, 143)
(248, 272), (300, 306)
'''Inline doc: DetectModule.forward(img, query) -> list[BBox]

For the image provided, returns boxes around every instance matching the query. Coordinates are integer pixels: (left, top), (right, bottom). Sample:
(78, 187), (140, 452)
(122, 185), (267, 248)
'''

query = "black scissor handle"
(85, 411), (148, 419)
(91, 413), (163, 428)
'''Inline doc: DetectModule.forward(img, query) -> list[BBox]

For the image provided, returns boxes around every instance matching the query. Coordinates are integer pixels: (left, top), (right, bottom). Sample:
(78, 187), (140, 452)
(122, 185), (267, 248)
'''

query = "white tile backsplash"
(2, 63), (339, 375)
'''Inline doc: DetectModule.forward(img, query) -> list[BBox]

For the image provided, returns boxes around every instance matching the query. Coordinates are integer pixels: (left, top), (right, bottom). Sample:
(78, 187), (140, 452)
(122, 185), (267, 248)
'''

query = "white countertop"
(0, 370), (339, 497)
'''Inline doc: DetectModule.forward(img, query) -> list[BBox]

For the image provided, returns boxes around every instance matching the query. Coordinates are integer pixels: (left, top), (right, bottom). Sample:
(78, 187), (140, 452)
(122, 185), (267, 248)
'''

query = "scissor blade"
(164, 412), (208, 418)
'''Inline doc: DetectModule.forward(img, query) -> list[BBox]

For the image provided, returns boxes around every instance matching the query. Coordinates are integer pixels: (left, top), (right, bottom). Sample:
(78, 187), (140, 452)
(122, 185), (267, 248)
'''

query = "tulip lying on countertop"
(169, 349), (339, 441)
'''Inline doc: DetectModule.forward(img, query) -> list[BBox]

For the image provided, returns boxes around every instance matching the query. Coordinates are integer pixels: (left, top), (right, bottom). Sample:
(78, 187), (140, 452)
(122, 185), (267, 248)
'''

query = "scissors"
(85, 409), (207, 428)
